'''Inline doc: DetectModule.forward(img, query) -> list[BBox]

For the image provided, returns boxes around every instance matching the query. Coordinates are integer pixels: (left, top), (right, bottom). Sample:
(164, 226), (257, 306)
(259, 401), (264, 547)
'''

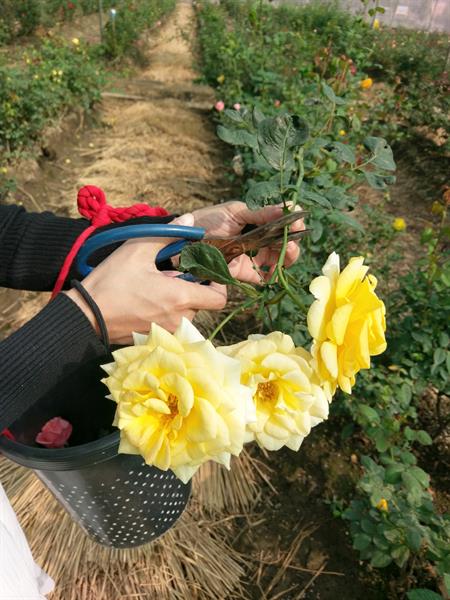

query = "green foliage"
(344, 456), (450, 577)
(101, 0), (175, 59)
(196, 1), (449, 593)
(0, 39), (103, 155)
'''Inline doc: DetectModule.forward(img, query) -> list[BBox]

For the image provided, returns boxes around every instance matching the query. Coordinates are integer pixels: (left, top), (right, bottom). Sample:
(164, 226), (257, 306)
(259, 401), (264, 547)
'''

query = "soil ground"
(0, 2), (448, 599)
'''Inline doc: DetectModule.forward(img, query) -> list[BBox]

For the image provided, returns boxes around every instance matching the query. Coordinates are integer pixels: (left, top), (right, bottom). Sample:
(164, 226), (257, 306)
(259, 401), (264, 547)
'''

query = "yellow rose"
(307, 252), (386, 394)
(360, 77), (373, 90)
(373, 18), (380, 30)
(219, 332), (330, 452)
(102, 319), (255, 483)
(339, 129), (346, 136)
(216, 74), (225, 84)
(392, 217), (406, 231)
(376, 498), (388, 512)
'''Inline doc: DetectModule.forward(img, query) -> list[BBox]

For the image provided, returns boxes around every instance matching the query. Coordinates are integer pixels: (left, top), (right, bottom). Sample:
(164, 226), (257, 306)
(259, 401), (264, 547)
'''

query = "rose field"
(0, 1), (449, 599)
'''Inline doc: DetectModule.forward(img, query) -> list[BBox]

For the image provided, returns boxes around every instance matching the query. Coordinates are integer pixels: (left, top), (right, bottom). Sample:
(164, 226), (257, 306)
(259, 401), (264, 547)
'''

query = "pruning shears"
(76, 211), (309, 280)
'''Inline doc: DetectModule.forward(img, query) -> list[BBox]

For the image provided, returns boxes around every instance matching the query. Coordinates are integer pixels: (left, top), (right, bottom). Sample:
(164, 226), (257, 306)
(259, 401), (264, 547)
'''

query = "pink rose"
(214, 100), (225, 112)
(36, 417), (72, 448)
(233, 103), (241, 110)
(274, 99), (281, 108)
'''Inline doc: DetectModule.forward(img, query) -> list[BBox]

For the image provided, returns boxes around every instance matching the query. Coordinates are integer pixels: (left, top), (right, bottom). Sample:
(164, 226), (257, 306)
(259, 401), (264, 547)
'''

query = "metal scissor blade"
(204, 211), (309, 263)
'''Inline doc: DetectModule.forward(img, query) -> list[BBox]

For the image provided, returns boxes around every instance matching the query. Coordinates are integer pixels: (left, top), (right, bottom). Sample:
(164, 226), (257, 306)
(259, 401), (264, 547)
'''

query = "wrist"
(64, 288), (100, 337)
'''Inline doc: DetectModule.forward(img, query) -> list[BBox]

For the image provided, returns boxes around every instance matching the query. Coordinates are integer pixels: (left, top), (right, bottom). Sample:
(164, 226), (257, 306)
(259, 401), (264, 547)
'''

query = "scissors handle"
(76, 224), (205, 277)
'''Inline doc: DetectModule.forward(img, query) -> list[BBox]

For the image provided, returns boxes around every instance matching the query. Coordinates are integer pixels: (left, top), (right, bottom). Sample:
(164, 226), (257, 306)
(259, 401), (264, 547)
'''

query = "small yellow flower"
(72, 37), (80, 45)
(373, 18), (380, 30)
(102, 319), (255, 483)
(58, 69), (63, 76)
(220, 332), (331, 452)
(307, 253), (386, 395)
(25, 58), (31, 65)
(376, 498), (388, 512)
(65, 158), (71, 164)
(0, 167), (8, 175)
(33, 74), (40, 80)
(360, 77), (373, 90)
(52, 69), (58, 76)
(217, 74), (225, 84)
(431, 201), (444, 216)
(339, 129), (346, 136)
(392, 217), (406, 231)
(88, 142), (94, 148)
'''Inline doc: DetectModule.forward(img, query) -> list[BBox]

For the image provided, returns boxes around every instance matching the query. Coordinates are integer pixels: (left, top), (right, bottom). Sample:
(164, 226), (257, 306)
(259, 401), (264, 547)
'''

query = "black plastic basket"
(0, 357), (191, 549)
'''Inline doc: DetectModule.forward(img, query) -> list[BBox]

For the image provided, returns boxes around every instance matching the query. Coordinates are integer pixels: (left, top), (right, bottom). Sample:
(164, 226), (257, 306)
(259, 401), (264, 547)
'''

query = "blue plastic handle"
(76, 224), (205, 277)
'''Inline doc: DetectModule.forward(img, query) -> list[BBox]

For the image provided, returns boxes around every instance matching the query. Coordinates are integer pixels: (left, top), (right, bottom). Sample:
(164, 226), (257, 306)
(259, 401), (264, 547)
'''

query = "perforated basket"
(0, 357), (190, 548)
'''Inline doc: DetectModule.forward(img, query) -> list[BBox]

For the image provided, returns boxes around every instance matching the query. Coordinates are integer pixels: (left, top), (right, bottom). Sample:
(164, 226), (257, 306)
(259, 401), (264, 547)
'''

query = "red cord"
(51, 185), (168, 298)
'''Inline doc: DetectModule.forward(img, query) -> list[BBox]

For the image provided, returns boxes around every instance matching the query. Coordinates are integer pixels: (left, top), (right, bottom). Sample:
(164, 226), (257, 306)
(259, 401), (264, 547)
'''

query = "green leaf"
(433, 348), (446, 367)
(364, 171), (396, 190)
(358, 404), (380, 424)
(321, 81), (346, 105)
(252, 106), (265, 126)
(257, 114), (309, 171)
(217, 125), (258, 149)
(373, 429), (390, 452)
(353, 533), (372, 551)
(352, 114), (361, 132)
(245, 180), (281, 209)
(363, 136), (396, 171)
(385, 464), (404, 484)
(409, 466), (430, 489)
(416, 430), (432, 446)
(443, 574), (450, 595)
(406, 590), (443, 600)
(370, 550), (392, 568)
(179, 242), (238, 285)
(406, 528), (423, 552)
(329, 141), (356, 164)
(328, 210), (365, 233)
(222, 108), (245, 125)
(302, 188), (332, 208)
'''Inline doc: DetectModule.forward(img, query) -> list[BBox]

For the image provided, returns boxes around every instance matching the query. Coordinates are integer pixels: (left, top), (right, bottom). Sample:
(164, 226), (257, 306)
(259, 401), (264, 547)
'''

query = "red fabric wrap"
(51, 185), (168, 298)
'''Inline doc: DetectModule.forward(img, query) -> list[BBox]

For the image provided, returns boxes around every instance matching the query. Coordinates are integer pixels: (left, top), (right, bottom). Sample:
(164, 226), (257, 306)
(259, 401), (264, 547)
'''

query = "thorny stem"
(208, 298), (259, 341)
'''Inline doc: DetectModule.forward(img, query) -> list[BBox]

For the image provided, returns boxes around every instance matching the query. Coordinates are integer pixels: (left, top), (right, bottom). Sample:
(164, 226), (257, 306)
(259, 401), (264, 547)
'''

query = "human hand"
(65, 214), (227, 345)
(191, 201), (304, 284)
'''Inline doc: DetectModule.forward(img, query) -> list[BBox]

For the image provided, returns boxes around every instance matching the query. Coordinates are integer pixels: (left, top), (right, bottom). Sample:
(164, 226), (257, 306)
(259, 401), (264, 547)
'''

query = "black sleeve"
(0, 204), (175, 291)
(0, 294), (107, 431)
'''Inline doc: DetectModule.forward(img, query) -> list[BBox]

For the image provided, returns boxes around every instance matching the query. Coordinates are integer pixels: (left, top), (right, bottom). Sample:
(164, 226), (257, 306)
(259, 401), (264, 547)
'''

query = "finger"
(170, 277), (228, 311)
(128, 213), (195, 263)
(229, 255), (264, 284)
(232, 203), (284, 228)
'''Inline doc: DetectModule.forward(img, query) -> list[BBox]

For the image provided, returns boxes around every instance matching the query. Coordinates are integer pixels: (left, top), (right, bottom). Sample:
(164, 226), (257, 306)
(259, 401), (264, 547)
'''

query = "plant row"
(0, 0), (175, 199)
(195, 2), (450, 597)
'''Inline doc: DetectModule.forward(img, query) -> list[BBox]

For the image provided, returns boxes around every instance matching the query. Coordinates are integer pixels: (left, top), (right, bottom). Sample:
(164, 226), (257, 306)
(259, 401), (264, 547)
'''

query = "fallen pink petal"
(36, 417), (73, 448)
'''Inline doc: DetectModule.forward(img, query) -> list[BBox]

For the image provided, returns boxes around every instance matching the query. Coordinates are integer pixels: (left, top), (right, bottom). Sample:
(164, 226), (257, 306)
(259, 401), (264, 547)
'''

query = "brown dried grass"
(0, 455), (254, 600)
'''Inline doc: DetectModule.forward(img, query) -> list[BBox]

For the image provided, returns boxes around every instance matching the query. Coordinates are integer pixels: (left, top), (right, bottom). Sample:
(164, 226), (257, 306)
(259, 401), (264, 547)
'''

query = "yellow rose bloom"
(392, 217), (406, 231)
(307, 252), (386, 394)
(339, 129), (346, 136)
(102, 319), (255, 483)
(219, 332), (330, 452)
(373, 18), (380, 30)
(360, 77), (373, 90)
(217, 74), (225, 84)
(376, 498), (388, 512)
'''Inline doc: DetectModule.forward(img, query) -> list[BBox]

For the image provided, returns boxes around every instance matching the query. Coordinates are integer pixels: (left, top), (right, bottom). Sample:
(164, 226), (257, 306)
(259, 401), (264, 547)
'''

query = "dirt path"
(0, 1), (231, 337)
